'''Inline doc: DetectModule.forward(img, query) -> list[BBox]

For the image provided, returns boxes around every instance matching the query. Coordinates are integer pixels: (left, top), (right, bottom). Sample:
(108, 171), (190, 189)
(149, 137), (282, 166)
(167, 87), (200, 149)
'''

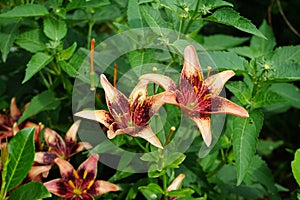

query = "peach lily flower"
(44, 154), (118, 200)
(140, 45), (249, 146)
(166, 174), (186, 200)
(75, 74), (168, 149)
(35, 120), (92, 165)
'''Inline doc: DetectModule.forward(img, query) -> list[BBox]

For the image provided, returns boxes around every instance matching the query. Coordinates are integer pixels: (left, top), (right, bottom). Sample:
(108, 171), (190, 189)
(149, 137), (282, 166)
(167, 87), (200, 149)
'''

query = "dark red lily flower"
(140, 45), (249, 146)
(44, 154), (119, 200)
(35, 120), (92, 165)
(75, 74), (169, 149)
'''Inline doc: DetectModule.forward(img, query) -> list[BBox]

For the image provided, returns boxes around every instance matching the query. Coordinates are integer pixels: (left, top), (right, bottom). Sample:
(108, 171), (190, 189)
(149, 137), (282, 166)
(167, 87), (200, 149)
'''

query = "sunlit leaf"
(15, 28), (47, 53)
(292, 149), (300, 186)
(43, 17), (67, 41)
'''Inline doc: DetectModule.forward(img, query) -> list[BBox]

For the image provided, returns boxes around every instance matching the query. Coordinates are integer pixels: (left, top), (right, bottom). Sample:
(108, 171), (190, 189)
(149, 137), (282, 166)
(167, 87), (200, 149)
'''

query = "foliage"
(0, 0), (299, 199)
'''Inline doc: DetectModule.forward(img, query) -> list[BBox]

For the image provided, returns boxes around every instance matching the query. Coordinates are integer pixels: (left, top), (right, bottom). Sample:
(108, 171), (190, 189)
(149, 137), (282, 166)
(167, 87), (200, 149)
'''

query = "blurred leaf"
(250, 20), (276, 55)
(15, 28), (47, 53)
(22, 52), (53, 83)
(270, 83), (300, 108)
(199, 0), (233, 10)
(205, 8), (266, 39)
(0, 4), (49, 18)
(6, 127), (35, 191)
(226, 81), (252, 105)
(292, 149), (300, 186)
(0, 22), (19, 62)
(233, 110), (263, 186)
(59, 42), (77, 60)
(18, 90), (60, 124)
(256, 140), (284, 156)
(43, 17), (67, 41)
(9, 182), (51, 200)
(66, 0), (110, 11)
(208, 51), (247, 72)
(127, 0), (143, 28)
(203, 34), (249, 51)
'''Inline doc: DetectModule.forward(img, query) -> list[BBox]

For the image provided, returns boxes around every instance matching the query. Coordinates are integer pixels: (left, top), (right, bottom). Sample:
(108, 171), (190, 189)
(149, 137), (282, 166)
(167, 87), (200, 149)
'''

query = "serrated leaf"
(250, 20), (276, 55)
(208, 51), (247, 72)
(58, 60), (78, 78)
(66, 0), (110, 11)
(22, 52), (53, 83)
(199, 0), (233, 10)
(0, 4), (49, 18)
(128, 49), (154, 68)
(59, 42), (77, 60)
(228, 46), (258, 59)
(205, 7), (266, 39)
(141, 5), (172, 31)
(270, 83), (300, 108)
(271, 45), (300, 64)
(0, 22), (19, 62)
(18, 90), (60, 124)
(15, 28), (47, 53)
(233, 110), (263, 186)
(292, 149), (300, 186)
(226, 81), (251, 105)
(252, 87), (287, 108)
(9, 182), (51, 200)
(43, 17), (67, 41)
(203, 34), (249, 51)
(6, 127), (35, 191)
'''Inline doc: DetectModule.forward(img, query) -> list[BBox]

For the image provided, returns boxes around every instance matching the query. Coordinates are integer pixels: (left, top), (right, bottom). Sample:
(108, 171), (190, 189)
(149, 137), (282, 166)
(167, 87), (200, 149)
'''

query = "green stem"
(162, 173), (168, 200)
(87, 21), (95, 49)
(184, 0), (200, 34)
(39, 71), (50, 89)
(134, 138), (149, 153)
(177, 17), (184, 39)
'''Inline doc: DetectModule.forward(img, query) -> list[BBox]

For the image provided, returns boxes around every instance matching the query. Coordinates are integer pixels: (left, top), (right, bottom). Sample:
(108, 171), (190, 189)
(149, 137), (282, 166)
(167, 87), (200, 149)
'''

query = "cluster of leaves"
(0, 0), (300, 199)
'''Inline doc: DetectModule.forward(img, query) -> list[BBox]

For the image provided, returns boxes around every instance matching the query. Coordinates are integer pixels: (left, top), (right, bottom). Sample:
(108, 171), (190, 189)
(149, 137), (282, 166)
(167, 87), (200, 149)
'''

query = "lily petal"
(190, 116), (212, 147)
(34, 152), (57, 165)
(44, 128), (66, 154)
(129, 79), (148, 103)
(54, 157), (75, 180)
(75, 110), (114, 129)
(10, 97), (21, 121)
(205, 70), (235, 96)
(72, 142), (93, 154)
(28, 165), (52, 181)
(167, 174), (185, 192)
(65, 120), (81, 144)
(182, 45), (203, 79)
(161, 92), (178, 105)
(133, 125), (163, 149)
(77, 154), (98, 188)
(44, 179), (73, 198)
(203, 96), (249, 117)
(139, 73), (177, 91)
(88, 180), (119, 196)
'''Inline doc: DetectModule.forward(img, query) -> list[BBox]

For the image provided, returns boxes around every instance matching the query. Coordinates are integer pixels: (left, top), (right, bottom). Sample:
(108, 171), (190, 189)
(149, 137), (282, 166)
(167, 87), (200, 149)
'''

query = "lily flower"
(35, 120), (92, 165)
(44, 154), (119, 199)
(166, 174), (186, 200)
(75, 74), (168, 149)
(140, 45), (249, 146)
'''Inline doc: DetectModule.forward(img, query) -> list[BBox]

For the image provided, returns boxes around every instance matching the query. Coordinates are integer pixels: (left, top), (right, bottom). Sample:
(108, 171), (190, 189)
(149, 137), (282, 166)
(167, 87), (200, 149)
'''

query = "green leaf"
(127, 0), (143, 28)
(226, 81), (251, 105)
(272, 45), (300, 64)
(229, 46), (258, 59)
(250, 20), (276, 55)
(128, 49), (154, 68)
(9, 182), (51, 200)
(0, 4), (49, 18)
(18, 90), (60, 124)
(292, 149), (300, 186)
(199, 0), (233, 10)
(203, 34), (249, 51)
(22, 52), (53, 84)
(6, 127), (35, 191)
(43, 17), (67, 41)
(66, 0), (110, 11)
(141, 5), (172, 30)
(139, 183), (164, 200)
(15, 28), (47, 53)
(233, 110), (263, 185)
(59, 42), (77, 60)
(167, 188), (194, 198)
(208, 51), (247, 72)
(0, 22), (19, 62)
(205, 8), (266, 39)
(256, 139), (284, 156)
(252, 87), (287, 108)
(270, 83), (300, 109)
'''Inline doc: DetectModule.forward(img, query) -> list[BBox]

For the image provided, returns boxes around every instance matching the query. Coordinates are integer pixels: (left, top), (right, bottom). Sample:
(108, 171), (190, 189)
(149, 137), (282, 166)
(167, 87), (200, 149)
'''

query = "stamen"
(90, 38), (95, 91)
(193, 86), (198, 94)
(198, 71), (203, 81)
(87, 180), (95, 189)
(73, 188), (82, 195)
(152, 67), (157, 72)
(207, 66), (212, 78)
(203, 94), (212, 101)
(73, 169), (80, 179)
(113, 63), (118, 87)
(83, 169), (88, 179)
(68, 180), (76, 189)
(48, 147), (52, 152)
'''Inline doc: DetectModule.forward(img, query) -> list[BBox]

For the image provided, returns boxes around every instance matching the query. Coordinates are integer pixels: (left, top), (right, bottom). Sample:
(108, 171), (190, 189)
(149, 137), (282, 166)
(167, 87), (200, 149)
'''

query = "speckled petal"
(65, 120), (81, 144)
(205, 70), (235, 96)
(190, 116), (212, 147)
(77, 154), (99, 188)
(75, 110), (114, 129)
(44, 128), (66, 155)
(182, 45), (203, 80)
(10, 97), (21, 121)
(54, 157), (75, 180)
(34, 152), (57, 165)
(88, 180), (119, 196)
(28, 165), (52, 181)
(44, 179), (73, 198)
(203, 96), (249, 118)
(129, 79), (148, 104)
(139, 73), (177, 91)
